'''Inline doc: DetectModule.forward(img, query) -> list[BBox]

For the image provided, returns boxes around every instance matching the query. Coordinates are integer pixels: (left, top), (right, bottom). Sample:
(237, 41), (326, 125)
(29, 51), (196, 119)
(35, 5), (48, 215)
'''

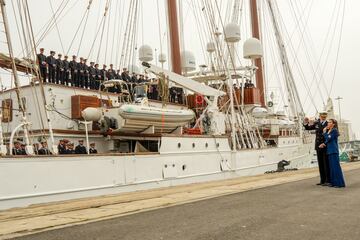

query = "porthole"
(178, 143), (181, 148)
(192, 143), (195, 148)
(216, 143), (220, 148)
(182, 165), (186, 171)
(205, 143), (208, 148)
(165, 164), (168, 168)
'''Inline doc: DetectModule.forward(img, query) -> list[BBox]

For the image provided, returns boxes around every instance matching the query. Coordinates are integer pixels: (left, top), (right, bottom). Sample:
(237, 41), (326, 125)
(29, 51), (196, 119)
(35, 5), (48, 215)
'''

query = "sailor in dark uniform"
(78, 57), (85, 88)
(57, 139), (67, 154)
(75, 140), (87, 154)
(46, 51), (56, 83)
(55, 54), (64, 84)
(89, 62), (96, 89)
(177, 87), (184, 104)
(107, 64), (115, 80)
(65, 142), (75, 154)
(38, 141), (52, 155)
(303, 111), (331, 186)
(94, 63), (101, 90)
(100, 65), (107, 91)
(115, 69), (121, 79)
(69, 55), (78, 87)
(63, 55), (70, 86)
(12, 141), (25, 155)
(121, 68), (131, 82)
(83, 59), (90, 89)
(107, 64), (116, 92)
(89, 143), (98, 154)
(37, 48), (47, 82)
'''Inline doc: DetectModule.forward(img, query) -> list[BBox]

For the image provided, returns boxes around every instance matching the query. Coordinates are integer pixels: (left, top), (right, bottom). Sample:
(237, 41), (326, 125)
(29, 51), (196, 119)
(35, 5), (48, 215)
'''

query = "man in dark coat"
(63, 55), (70, 86)
(78, 57), (86, 88)
(89, 61), (96, 90)
(46, 51), (56, 83)
(95, 63), (101, 90)
(83, 59), (90, 89)
(303, 111), (330, 186)
(38, 141), (52, 155)
(12, 141), (26, 155)
(75, 140), (87, 154)
(69, 55), (79, 87)
(57, 139), (67, 154)
(89, 143), (98, 154)
(37, 48), (47, 82)
(55, 54), (64, 84)
(121, 68), (131, 82)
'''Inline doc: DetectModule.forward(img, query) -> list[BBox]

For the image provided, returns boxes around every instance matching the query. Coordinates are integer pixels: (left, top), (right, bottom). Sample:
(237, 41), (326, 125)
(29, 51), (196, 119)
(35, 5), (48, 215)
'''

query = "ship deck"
(1, 162), (359, 240)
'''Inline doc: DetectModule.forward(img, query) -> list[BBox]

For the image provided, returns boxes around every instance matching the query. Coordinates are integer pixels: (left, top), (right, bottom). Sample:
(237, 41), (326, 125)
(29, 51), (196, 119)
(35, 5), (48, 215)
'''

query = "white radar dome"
(81, 107), (102, 121)
(206, 41), (216, 53)
(158, 53), (167, 63)
(181, 51), (196, 71)
(138, 44), (153, 62)
(224, 23), (241, 43)
(243, 38), (263, 59)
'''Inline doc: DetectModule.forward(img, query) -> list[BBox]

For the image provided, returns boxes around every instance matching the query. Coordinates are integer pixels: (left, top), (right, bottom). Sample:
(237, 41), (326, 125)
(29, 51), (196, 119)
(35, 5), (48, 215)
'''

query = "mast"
(0, 0), (33, 154)
(167, 0), (182, 74)
(249, 0), (265, 107)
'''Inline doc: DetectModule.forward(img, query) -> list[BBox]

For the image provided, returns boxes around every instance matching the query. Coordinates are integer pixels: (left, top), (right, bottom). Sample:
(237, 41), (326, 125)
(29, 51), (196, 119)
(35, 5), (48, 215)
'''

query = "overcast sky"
(1, 0), (358, 138)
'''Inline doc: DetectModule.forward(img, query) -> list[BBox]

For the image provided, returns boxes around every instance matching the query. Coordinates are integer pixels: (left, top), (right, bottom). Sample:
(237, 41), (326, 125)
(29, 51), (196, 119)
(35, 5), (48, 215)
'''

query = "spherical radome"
(158, 53), (167, 63)
(224, 23), (241, 43)
(243, 38), (263, 59)
(139, 44), (153, 62)
(181, 51), (196, 71)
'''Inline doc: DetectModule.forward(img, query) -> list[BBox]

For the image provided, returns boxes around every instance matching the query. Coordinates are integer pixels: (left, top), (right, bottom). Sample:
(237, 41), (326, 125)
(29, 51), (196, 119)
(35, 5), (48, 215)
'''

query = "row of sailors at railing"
(37, 48), (184, 104)
(10, 139), (97, 155)
(37, 48), (138, 90)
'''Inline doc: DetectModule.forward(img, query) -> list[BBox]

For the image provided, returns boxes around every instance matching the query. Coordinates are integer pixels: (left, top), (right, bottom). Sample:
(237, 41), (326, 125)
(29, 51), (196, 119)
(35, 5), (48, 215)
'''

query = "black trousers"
(316, 148), (331, 184)
(48, 67), (56, 83)
(40, 67), (47, 82)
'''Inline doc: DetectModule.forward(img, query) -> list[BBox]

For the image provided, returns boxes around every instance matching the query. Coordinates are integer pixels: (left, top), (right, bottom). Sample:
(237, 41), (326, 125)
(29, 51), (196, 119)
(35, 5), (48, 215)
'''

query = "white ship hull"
(0, 135), (315, 210)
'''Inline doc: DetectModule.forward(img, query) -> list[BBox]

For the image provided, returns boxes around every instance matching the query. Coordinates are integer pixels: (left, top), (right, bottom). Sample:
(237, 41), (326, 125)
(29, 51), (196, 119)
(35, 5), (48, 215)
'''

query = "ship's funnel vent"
(206, 42), (216, 53)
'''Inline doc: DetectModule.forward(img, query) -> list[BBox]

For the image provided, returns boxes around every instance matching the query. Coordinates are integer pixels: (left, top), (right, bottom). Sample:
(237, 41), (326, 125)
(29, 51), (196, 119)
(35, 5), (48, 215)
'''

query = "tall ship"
(0, 0), (335, 210)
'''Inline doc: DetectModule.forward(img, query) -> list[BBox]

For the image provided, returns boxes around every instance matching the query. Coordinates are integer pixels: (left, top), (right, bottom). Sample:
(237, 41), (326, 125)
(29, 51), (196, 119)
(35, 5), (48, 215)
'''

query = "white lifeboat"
(117, 104), (195, 133)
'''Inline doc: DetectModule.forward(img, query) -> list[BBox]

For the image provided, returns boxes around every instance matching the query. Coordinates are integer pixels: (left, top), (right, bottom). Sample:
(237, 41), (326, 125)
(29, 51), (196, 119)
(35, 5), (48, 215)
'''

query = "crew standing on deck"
(38, 141), (52, 155)
(37, 48), (47, 82)
(75, 140), (87, 154)
(55, 54), (64, 84)
(95, 63), (101, 90)
(63, 55), (70, 86)
(69, 55), (78, 87)
(304, 112), (331, 186)
(89, 62), (96, 89)
(46, 51), (56, 83)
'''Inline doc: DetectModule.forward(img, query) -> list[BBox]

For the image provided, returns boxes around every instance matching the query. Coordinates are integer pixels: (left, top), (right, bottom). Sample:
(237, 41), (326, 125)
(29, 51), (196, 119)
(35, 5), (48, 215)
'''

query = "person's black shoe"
(322, 183), (332, 186)
(316, 183), (323, 186)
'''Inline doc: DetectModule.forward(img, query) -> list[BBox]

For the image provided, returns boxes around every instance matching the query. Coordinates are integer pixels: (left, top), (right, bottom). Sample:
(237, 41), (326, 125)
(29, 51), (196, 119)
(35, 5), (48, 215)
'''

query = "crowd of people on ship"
(9, 139), (97, 155)
(36, 48), (184, 104)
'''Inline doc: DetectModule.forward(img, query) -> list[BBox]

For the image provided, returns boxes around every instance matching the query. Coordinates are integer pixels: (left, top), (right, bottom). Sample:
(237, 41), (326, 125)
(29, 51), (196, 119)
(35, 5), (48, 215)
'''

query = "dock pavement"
(1, 162), (360, 240)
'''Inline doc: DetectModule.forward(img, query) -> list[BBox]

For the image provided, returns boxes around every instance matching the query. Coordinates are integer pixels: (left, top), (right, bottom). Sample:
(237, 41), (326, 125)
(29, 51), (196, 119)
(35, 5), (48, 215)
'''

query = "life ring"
(195, 95), (204, 105)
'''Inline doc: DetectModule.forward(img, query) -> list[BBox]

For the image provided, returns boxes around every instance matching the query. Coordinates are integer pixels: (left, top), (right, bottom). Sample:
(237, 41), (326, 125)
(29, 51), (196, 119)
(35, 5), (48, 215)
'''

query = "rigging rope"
(48, 0), (65, 53)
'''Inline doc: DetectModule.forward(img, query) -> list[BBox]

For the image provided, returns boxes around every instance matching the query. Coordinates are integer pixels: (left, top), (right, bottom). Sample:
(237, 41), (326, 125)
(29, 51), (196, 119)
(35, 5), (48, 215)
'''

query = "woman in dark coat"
(320, 119), (345, 188)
